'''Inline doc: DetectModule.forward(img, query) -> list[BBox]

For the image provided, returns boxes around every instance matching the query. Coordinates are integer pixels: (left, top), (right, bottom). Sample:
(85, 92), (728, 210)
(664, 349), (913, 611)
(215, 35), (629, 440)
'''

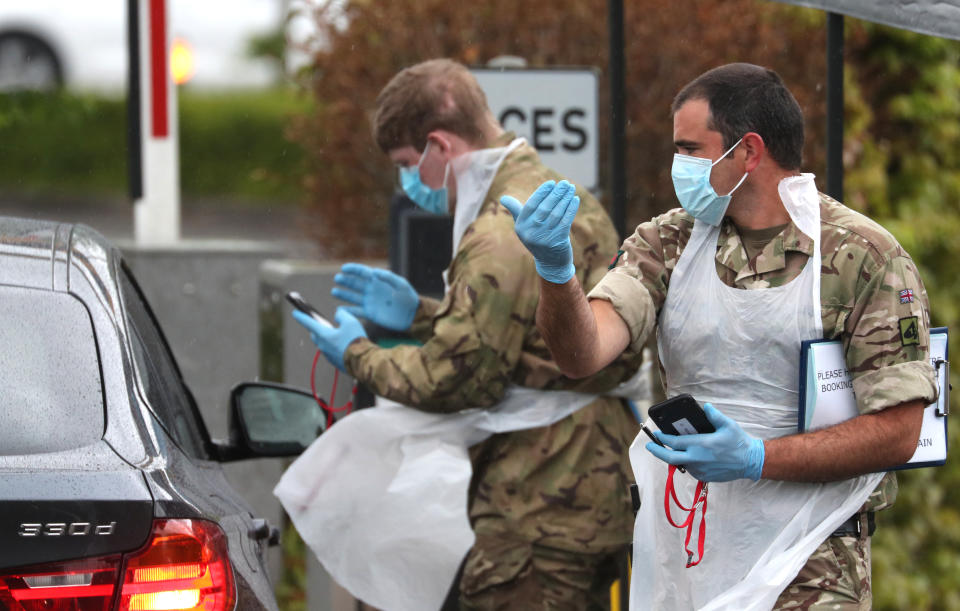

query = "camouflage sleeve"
(587, 209), (692, 353)
(845, 251), (938, 414)
(408, 295), (442, 343)
(342, 210), (538, 412)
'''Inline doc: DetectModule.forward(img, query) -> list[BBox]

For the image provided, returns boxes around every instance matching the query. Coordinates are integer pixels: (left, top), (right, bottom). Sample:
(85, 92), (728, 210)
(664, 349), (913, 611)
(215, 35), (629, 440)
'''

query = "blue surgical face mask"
(399, 141), (450, 215)
(671, 137), (748, 226)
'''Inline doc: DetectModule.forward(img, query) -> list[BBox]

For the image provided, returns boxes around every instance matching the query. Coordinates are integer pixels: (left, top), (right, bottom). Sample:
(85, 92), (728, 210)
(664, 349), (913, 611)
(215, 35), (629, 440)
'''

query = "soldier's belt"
(831, 511), (875, 538)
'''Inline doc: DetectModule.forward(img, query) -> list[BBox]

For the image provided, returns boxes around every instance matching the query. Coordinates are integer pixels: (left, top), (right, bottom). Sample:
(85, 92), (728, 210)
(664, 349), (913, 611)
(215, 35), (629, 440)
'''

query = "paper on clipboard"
(799, 327), (949, 470)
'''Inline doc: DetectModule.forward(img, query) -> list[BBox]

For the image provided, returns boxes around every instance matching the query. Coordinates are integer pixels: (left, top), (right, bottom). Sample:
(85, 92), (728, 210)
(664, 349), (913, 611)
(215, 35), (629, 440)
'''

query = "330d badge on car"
(18, 522), (116, 537)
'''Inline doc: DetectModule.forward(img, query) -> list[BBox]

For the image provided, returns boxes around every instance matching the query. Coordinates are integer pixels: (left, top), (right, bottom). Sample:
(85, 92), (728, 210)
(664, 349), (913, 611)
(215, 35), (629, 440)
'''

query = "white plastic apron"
(629, 174), (883, 611)
(274, 379), (650, 611)
(443, 137), (525, 290)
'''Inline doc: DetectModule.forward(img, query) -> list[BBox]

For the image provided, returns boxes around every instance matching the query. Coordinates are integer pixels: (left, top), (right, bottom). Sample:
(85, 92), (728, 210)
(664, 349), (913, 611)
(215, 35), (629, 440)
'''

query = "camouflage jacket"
(344, 135), (645, 553)
(588, 192), (938, 511)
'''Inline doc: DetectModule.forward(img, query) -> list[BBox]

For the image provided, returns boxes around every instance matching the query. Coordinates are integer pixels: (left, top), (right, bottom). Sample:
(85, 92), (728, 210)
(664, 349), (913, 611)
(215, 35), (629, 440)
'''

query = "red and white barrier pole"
(130, 0), (180, 244)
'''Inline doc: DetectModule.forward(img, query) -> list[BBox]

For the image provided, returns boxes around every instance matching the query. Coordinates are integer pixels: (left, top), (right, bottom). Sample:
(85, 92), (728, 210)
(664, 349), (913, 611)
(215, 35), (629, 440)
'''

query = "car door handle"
(249, 518), (281, 547)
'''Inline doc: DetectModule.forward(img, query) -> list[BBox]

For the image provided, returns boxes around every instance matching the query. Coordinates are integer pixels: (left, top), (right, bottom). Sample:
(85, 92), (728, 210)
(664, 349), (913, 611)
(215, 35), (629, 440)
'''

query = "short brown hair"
(373, 59), (491, 154)
(672, 63), (804, 171)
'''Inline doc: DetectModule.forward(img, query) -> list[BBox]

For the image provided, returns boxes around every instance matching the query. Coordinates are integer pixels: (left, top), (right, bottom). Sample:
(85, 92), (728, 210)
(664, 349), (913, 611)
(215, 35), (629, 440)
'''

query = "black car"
(0, 217), (325, 610)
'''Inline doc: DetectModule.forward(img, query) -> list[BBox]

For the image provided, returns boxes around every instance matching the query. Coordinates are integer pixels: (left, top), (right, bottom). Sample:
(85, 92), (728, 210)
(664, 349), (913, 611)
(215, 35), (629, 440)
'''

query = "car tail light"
(0, 520), (236, 611)
(0, 555), (121, 610)
(117, 519), (235, 611)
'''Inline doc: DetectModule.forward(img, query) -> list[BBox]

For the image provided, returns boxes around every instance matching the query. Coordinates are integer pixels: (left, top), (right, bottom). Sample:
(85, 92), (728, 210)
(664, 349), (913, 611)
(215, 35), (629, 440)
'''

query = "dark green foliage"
(177, 89), (311, 203)
(0, 88), (309, 204)
(0, 91), (128, 195)
(843, 22), (960, 611)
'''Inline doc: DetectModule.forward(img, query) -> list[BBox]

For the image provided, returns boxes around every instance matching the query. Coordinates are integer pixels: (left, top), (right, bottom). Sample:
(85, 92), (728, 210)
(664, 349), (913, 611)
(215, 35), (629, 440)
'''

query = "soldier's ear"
(741, 132), (765, 173)
(426, 131), (454, 157)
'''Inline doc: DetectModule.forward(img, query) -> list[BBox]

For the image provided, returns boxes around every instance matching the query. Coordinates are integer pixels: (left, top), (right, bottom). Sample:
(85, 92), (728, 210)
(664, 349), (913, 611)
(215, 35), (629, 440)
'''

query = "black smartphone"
(648, 394), (715, 436)
(286, 291), (333, 328)
(640, 423), (685, 472)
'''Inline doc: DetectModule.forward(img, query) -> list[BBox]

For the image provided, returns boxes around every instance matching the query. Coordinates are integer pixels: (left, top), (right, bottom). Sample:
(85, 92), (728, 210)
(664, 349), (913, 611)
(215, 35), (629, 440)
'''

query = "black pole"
(826, 12), (844, 201)
(608, 0), (627, 239)
(127, 0), (142, 201)
(610, 17), (629, 603)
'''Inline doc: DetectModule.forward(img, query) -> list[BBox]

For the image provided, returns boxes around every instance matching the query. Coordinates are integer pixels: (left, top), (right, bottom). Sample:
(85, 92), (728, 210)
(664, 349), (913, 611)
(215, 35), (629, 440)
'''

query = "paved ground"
(0, 190), (320, 257)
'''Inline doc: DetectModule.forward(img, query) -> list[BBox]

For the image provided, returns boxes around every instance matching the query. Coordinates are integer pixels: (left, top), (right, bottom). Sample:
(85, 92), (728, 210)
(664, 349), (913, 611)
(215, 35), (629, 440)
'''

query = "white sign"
(799, 328), (949, 469)
(472, 68), (598, 191)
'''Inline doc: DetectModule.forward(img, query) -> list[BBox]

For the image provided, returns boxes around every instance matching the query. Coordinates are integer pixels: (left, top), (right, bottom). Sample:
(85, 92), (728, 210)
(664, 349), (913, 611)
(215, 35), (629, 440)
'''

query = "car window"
(0, 286), (104, 455)
(118, 265), (210, 460)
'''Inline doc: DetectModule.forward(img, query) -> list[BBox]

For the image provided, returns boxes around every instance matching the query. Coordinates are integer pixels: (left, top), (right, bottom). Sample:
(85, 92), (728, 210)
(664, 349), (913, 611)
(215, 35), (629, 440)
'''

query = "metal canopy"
(774, 0), (960, 40)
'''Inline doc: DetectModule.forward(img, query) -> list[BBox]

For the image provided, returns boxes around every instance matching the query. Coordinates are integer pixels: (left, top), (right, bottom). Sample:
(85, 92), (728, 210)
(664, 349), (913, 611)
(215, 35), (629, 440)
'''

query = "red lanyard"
(664, 465), (709, 568)
(310, 350), (357, 429)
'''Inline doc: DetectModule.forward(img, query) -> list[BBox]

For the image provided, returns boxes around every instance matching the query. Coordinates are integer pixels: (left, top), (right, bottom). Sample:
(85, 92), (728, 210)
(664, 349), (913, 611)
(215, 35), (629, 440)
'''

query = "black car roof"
(0, 215), (121, 304)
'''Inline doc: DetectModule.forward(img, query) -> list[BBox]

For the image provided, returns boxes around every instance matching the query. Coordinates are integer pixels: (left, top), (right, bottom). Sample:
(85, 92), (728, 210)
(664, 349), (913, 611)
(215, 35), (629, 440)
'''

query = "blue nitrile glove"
(645, 403), (765, 482)
(292, 307), (367, 372)
(499, 179), (579, 284)
(331, 262), (419, 332)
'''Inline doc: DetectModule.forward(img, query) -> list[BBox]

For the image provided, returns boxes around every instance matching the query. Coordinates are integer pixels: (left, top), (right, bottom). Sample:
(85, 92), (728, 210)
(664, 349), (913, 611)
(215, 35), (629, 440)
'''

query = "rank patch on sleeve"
(608, 249), (625, 270)
(899, 288), (914, 304)
(899, 316), (920, 346)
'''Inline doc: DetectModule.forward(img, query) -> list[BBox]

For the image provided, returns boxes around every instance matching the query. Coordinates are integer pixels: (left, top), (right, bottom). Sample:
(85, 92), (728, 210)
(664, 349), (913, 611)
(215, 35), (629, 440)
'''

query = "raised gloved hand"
(645, 403), (765, 482)
(292, 307), (367, 372)
(499, 179), (579, 284)
(331, 263), (419, 332)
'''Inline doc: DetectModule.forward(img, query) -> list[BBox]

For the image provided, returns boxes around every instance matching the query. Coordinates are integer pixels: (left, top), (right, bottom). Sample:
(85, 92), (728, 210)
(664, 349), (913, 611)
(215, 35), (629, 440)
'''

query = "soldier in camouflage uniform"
(504, 63), (938, 609)
(294, 59), (644, 609)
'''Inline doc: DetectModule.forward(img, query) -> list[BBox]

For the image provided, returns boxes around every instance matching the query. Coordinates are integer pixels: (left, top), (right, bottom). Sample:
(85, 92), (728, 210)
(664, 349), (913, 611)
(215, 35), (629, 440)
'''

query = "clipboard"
(798, 327), (949, 470)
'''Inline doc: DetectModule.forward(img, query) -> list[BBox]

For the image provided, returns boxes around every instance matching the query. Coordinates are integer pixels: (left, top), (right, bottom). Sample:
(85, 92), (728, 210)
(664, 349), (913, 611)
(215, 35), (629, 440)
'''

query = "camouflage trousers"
(774, 516), (872, 610)
(458, 533), (625, 611)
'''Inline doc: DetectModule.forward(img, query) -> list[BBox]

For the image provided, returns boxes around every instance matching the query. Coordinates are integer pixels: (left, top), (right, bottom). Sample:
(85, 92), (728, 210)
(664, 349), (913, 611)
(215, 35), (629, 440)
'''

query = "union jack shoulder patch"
(899, 289), (915, 304)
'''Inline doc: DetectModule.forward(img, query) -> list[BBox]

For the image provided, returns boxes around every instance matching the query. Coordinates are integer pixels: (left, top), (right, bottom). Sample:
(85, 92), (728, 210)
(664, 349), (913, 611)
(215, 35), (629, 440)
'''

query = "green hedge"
(0, 88), (310, 204)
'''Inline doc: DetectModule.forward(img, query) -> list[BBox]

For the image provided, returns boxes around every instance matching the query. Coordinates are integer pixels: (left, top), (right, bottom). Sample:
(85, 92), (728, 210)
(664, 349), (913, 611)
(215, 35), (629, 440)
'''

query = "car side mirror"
(217, 382), (325, 461)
